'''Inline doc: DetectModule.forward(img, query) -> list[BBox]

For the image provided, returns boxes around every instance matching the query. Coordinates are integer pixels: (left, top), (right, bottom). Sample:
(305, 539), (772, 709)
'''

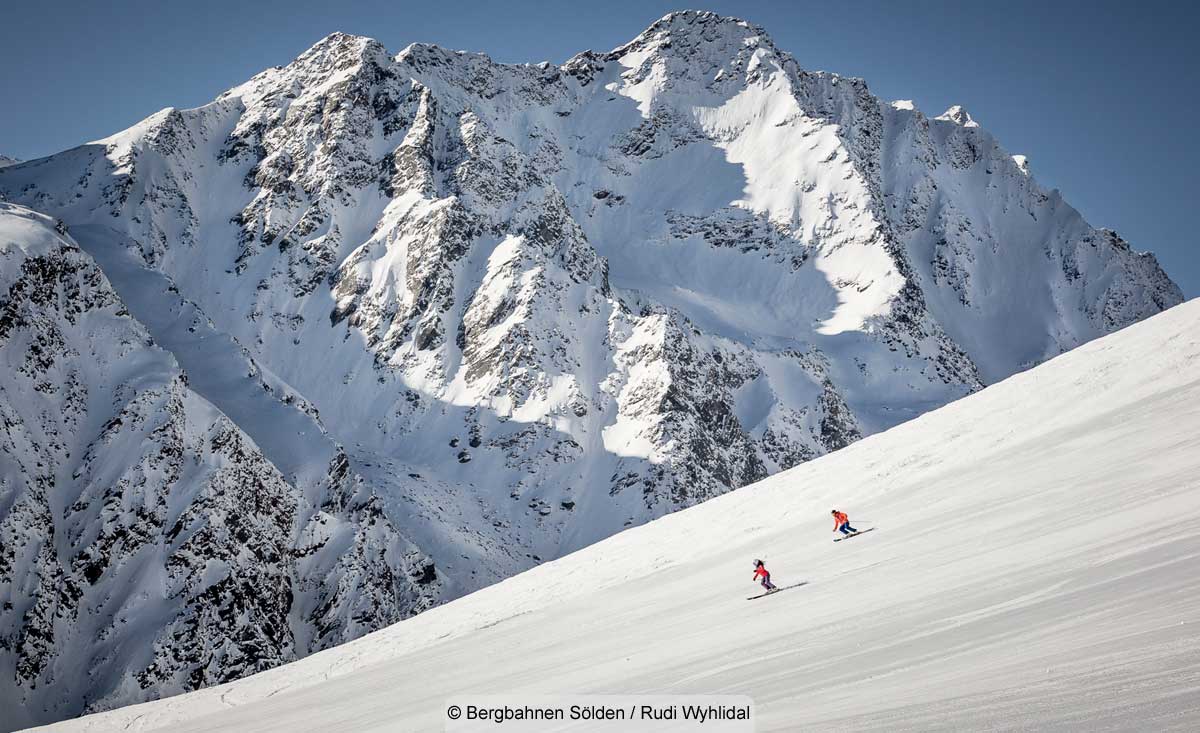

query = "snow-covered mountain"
(0, 203), (440, 731)
(30, 297), (1200, 733)
(0, 10), (1183, 728)
(0, 156), (21, 169)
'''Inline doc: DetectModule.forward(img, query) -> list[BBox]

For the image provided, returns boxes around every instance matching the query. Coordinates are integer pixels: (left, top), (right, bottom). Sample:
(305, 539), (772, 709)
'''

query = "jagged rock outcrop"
(0, 204), (439, 729)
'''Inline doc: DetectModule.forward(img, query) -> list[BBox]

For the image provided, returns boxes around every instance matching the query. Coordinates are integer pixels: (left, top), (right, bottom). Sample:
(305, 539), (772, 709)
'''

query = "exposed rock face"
(0, 11), (1182, 728)
(0, 204), (439, 729)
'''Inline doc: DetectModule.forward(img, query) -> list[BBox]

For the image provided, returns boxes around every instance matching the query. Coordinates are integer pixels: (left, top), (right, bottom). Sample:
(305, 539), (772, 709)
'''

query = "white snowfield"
(33, 299), (1200, 731)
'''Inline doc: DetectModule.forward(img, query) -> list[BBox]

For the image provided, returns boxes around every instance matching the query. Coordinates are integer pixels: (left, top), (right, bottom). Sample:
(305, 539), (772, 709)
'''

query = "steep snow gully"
(37, 300), (1200, 731)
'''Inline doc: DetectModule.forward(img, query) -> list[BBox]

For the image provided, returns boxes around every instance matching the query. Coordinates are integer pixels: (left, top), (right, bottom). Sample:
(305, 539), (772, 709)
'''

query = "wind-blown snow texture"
(0, 10), (1183, 728)
(31, 296), (1200, 733)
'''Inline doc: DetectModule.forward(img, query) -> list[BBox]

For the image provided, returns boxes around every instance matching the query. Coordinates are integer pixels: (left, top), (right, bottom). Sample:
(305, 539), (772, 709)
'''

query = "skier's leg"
(839, 523), (852, 535)
(846, 524), (858, 533)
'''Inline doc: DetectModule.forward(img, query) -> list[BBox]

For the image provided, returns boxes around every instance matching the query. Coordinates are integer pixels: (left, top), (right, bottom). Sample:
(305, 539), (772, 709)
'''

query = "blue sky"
(2, 0), (1196, 295)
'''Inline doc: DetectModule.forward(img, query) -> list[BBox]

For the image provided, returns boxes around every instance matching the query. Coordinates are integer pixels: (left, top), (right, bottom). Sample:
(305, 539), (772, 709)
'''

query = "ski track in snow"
(30, 299), (1200, 732)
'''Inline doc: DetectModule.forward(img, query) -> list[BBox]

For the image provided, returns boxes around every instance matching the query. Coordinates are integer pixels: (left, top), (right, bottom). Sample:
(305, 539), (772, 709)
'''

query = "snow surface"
(34, 298), (1200, 732)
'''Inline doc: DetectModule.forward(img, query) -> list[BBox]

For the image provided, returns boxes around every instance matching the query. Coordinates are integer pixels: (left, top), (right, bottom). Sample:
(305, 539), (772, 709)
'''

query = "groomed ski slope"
(34, 300), (1200, 732)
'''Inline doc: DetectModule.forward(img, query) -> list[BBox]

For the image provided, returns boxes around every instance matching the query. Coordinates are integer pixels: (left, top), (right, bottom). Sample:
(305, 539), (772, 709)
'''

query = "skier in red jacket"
(752, 559), (777, 591)
(831, 509), (859, 536)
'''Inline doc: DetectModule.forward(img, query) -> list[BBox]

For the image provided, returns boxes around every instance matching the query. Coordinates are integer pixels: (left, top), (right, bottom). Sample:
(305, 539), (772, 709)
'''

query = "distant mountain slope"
(36, 297), (1200, 733)
(0, 203), (440, 730)
(0, 10), (1183, 728)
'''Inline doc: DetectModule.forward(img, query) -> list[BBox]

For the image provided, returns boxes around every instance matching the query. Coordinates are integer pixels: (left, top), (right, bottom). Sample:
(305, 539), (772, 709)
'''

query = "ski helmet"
(753, 559), (763, 567)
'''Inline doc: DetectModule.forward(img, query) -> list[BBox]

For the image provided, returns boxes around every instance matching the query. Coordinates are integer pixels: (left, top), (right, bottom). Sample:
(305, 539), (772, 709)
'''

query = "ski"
(833, 527), (876, 542)
(746, 581), (807, 600)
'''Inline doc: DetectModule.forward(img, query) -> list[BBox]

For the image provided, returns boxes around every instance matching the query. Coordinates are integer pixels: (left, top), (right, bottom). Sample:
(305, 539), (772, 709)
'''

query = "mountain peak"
(303, 31), (380, 54)
(937, 104), (979, 128)
(649, 9), (758, 32)
(611, 10), (773, 59)
(293, 31), (390, 71)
